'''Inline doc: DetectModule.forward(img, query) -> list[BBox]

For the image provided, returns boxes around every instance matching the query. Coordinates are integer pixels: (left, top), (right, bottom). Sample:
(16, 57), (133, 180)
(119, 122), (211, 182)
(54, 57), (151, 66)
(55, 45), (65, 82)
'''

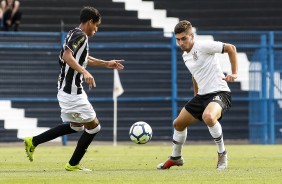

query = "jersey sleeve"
(65, 32), (87, 54)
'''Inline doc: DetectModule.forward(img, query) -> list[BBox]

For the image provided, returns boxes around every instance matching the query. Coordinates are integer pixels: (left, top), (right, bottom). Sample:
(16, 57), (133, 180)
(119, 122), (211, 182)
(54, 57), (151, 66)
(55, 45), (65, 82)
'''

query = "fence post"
(62, 122), (68, 146)
(268, 32), (275, 144)
(60, 31), (65, 46)
(260, 34), (268, 144)
(171, 33), (177, 123)
(60, 31), (68, 146)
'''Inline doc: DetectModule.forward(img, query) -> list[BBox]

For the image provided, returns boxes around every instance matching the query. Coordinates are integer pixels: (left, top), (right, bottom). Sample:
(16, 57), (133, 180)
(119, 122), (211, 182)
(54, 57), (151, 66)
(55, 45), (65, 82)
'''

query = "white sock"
(171, 128), (187, 157)
(208, 121), (225, 153)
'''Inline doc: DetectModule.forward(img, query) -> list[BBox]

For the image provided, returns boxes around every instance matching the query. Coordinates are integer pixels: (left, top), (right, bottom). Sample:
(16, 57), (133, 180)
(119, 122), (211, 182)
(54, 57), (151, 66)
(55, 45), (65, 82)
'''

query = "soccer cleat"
(24, 137), (36, 162)
(157, 157), (184, 169)
(217, 150), (228, 170)
(65, 163), (92, 172)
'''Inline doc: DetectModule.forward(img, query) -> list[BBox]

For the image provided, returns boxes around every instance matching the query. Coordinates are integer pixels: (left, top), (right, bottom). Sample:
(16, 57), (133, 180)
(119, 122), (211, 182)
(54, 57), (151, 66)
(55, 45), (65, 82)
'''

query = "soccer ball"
(129, 121), (153, 144)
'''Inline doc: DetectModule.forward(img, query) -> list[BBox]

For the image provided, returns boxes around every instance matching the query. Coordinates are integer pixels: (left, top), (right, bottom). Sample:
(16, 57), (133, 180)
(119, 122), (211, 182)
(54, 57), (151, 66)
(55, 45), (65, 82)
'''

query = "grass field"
(0, 143), (282, 184)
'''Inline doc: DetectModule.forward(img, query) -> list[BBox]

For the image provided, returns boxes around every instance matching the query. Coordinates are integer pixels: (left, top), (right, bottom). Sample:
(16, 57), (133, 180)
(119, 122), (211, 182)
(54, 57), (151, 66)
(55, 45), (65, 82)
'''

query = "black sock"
(69, 131), (97, 166)
(32, 123), (77, 147)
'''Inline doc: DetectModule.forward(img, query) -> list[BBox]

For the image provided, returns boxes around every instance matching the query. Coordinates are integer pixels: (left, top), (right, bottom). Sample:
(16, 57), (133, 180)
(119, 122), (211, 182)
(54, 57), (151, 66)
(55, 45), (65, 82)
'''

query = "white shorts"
(57, 90), (96, 123)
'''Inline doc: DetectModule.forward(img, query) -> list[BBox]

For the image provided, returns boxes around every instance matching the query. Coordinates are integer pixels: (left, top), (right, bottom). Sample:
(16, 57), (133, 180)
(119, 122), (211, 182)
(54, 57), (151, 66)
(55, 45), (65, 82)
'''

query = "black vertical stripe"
(58, 62), (66, 89)
(63, 68), (75, 94)
(75, 49), (87, 93)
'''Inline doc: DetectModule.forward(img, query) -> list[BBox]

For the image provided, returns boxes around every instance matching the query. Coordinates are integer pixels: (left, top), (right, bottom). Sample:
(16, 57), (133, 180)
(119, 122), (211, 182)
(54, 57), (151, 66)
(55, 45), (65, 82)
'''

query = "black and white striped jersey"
(57, 27), (89, 94)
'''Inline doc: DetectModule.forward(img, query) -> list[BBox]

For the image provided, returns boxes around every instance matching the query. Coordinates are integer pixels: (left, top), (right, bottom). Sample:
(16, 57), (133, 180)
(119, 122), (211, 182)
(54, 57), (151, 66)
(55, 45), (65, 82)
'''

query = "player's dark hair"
(174, 20), (192, 34)
(80, 6), (101, 23)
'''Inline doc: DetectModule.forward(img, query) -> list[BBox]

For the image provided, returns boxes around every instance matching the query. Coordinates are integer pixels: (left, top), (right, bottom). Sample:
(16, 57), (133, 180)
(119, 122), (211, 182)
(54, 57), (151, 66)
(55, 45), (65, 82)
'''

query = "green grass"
(0, 143), (282, 184)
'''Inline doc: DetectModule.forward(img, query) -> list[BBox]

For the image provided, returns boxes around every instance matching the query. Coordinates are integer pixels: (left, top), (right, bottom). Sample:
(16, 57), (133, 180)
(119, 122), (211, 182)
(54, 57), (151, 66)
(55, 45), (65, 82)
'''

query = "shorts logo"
(72, 113), (84, 122)
(213, 95), (222, 101)
(72, 113), (81, 119)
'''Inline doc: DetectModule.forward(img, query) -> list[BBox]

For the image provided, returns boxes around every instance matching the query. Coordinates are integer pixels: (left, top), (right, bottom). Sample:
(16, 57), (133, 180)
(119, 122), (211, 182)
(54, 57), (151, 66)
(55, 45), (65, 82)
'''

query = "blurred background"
(0, 0), (281, 144)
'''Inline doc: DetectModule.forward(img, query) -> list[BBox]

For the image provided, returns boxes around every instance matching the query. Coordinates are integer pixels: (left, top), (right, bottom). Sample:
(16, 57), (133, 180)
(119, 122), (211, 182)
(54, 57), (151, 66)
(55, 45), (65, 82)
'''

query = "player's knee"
(70, 124), (84, 132)
(85, 124), (101, 134)
(202, 113), (216, 125)
(173, 119), (185, 131)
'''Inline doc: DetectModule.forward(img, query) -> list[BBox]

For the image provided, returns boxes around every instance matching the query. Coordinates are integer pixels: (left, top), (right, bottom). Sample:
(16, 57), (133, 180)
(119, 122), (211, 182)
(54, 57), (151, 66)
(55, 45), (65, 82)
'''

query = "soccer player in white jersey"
(24, 6), (124, 171)
(157, 20), (238, 170)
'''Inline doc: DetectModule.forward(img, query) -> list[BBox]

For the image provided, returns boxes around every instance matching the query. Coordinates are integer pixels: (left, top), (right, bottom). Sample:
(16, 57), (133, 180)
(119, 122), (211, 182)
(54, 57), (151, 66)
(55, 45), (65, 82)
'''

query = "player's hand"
(106, 60), (124, 70)
(83, 71), (96, 90)
(223, 74), (237, 82)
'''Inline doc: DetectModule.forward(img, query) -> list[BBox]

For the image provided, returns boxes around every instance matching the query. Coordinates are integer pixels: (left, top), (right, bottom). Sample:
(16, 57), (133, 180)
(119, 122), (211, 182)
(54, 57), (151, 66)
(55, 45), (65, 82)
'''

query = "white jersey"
(182, 40), (230, 95)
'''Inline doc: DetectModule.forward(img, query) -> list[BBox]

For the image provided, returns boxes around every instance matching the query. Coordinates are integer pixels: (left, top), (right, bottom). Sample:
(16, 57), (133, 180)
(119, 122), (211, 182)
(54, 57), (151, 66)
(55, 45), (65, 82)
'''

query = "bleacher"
(2, 0), (281, 143)
(143, 0), (282, 31)
(20, 0), (162, 32)
(0, 120), (19, 142)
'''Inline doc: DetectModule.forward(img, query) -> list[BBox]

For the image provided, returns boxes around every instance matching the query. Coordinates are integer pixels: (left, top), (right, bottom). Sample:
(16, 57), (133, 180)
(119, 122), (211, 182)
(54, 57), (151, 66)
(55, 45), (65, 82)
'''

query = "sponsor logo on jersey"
(73, 36), (85, 49)
(192, 51), (198, 61)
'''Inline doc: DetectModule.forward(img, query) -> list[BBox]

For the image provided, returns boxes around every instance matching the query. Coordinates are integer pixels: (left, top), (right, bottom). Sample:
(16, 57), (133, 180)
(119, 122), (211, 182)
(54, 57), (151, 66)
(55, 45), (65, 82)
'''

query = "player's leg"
(2, 9), (12, 31)
(203, 102), (225, 153)
(65, 118), (101, 171)
(157, 108), (199, 169)
(24, 104), (86, 162)
(11, 11), (22, 31)
(203, 92), (231, 170)
(24, 123), (83, 162)
(203, 103), (227, 170)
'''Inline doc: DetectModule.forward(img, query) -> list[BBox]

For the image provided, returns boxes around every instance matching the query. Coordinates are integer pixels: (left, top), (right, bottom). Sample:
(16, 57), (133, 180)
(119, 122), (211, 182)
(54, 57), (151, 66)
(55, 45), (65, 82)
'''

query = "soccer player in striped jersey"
(157, 20), (238, 170)
(24, 6), (124, 171)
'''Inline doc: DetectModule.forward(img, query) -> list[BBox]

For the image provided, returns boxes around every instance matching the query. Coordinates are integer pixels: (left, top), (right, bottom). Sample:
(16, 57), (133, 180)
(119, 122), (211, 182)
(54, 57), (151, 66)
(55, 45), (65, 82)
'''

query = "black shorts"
(184, 91), (232, 121)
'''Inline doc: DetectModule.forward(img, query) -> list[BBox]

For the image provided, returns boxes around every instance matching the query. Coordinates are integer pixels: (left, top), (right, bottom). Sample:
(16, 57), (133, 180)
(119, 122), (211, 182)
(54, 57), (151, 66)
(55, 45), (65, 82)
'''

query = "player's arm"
(192, 76), (198, 96)
(87, 56), (124, 70)
(62, 48), (96, 89)
(223, 43), (238, 82)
